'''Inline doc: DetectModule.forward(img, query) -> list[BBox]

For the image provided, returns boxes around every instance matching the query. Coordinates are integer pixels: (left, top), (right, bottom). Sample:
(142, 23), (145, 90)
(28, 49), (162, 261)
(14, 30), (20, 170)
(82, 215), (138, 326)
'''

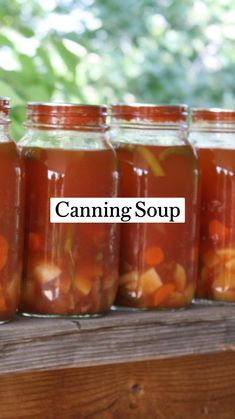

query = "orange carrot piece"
(208, 220), (229, 241)
(28, 232), (43, 251)
(144, 246), (164, 266)
(164, 291), (186, 308)
(153, 283), (175, 305)
(0, 235), (8, 270)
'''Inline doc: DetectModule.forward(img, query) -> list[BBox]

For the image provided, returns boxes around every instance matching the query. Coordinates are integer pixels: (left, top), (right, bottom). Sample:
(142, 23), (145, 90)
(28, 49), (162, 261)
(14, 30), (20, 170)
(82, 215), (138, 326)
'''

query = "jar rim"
(111, 103), (188, 123)
(191, 108), (235, 122)
(27, 102), (107, 114)
(25, 102), (108, 129)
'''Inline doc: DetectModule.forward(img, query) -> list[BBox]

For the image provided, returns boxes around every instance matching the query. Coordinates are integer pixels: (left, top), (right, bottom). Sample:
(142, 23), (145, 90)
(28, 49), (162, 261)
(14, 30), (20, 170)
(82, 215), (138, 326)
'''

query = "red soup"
(19, 103), (119, 316)
(111, 105), (199, 309)
(0, 98), (24, 322)
(190, 108), (235, 302)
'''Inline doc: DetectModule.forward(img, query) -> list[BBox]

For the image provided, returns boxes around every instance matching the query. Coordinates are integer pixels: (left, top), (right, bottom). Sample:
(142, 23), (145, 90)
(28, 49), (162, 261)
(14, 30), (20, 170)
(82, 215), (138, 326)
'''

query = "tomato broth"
(0, 142), (24, 321)
(20, 103), (119, 316)
(115, 142), (199, 309)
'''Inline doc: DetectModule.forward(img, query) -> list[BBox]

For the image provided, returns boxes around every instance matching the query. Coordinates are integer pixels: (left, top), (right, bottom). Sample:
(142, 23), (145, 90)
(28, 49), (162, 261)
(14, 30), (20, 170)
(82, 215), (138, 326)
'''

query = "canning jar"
(0, 97), (24, 322)
(111, 104), (199, 309)
(19, 103), (119, 317)
(190, 108), (235, 302)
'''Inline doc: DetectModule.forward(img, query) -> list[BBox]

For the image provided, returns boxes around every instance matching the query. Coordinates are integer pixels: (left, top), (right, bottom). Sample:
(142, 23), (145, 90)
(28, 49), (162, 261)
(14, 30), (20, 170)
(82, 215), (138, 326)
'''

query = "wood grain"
(0, 352), (235, 419)
(1, 304), (235, 374)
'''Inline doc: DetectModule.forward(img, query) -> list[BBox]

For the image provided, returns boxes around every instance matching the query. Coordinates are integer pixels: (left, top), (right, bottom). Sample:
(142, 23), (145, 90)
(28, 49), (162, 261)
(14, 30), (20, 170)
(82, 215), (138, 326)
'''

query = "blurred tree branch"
(0, 0), (234, 139)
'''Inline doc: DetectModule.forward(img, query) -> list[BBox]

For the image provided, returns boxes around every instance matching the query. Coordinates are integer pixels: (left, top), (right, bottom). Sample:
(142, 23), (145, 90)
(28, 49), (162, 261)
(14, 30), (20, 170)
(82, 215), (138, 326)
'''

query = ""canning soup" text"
(50, 198), (185, 223)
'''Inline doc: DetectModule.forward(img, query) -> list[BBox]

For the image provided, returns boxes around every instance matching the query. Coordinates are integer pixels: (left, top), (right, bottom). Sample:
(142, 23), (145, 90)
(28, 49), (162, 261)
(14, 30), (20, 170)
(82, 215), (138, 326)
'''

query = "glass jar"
(190, 108), (235, 302)
(0, 97), (24, 323)
(19, 103), (119, 317)
(110, 104), (199, 309)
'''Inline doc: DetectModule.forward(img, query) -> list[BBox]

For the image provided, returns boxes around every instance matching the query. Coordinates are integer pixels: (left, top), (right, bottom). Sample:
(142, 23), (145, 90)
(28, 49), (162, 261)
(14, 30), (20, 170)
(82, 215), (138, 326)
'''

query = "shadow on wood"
(0, 352), (235, 419)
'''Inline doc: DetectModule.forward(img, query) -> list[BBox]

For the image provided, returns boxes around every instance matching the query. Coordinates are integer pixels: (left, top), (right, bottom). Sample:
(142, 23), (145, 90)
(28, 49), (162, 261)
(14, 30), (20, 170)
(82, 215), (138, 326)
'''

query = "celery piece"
(137, 146), (165, 177)
(159, 146), (194, 162)
(64, 226), (76, 285)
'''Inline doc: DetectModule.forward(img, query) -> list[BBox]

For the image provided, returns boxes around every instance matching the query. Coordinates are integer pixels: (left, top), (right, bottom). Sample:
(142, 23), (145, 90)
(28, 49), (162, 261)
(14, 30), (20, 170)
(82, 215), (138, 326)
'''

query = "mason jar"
(0, 97), (24, 322)
(111, 104), (199, 309)
(190, 108), (235, 302)
(19, 103), (119, 317)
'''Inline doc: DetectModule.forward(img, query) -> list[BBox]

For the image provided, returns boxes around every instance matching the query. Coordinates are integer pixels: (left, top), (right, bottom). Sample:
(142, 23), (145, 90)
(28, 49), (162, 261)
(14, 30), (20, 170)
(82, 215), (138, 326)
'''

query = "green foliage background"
(0, 0), (235, 139)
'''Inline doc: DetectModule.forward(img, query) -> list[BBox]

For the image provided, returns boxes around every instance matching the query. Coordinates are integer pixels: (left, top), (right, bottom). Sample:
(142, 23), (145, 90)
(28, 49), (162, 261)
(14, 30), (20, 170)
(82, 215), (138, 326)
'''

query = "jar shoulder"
(18, 129), (113, 150)
(110, 126), (189, 147)
(189, 130), (235, 149)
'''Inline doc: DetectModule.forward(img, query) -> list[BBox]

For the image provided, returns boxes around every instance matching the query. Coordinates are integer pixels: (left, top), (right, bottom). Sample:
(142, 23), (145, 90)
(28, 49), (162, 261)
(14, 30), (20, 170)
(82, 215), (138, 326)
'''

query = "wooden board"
(0, 352), (235, 418)
(1, 304), (235, 374)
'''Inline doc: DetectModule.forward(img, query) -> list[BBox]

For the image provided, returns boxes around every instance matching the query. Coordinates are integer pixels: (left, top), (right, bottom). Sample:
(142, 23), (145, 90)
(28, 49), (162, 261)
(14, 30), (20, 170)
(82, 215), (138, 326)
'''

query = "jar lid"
(191, 108), (235, 123)
(111, 104), (188, 123)
(25, 103), (108, 129)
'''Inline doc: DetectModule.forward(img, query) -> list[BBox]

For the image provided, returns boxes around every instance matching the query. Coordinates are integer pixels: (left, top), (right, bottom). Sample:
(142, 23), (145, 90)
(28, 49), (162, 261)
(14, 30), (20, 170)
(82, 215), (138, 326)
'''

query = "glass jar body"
(0, 127), (24, 322)
(19, 127), (119, 317)
(190, 120), (235, 302)
(111, 121), (199, 309)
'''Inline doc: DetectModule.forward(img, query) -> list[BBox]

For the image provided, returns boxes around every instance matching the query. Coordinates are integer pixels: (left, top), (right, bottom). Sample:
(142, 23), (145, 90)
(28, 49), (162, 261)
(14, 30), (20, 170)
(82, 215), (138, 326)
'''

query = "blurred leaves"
(0, 0), (234, 139)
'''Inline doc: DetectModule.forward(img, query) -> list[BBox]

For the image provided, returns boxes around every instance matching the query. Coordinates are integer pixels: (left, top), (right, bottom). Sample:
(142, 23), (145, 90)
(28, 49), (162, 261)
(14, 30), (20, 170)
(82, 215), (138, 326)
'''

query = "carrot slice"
(0, 235), (8, 270)
(153, 283), (175, 305)
(208, 220), (229, 242)
(164, 291), (186, 308)
(144, 246), (164, 266)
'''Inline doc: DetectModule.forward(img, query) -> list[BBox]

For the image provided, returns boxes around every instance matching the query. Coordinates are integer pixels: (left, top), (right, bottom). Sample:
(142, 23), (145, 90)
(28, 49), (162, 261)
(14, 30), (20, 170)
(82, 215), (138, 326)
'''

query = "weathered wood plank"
(0, 353), (235, 418)
(0, 304), (235, 374)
